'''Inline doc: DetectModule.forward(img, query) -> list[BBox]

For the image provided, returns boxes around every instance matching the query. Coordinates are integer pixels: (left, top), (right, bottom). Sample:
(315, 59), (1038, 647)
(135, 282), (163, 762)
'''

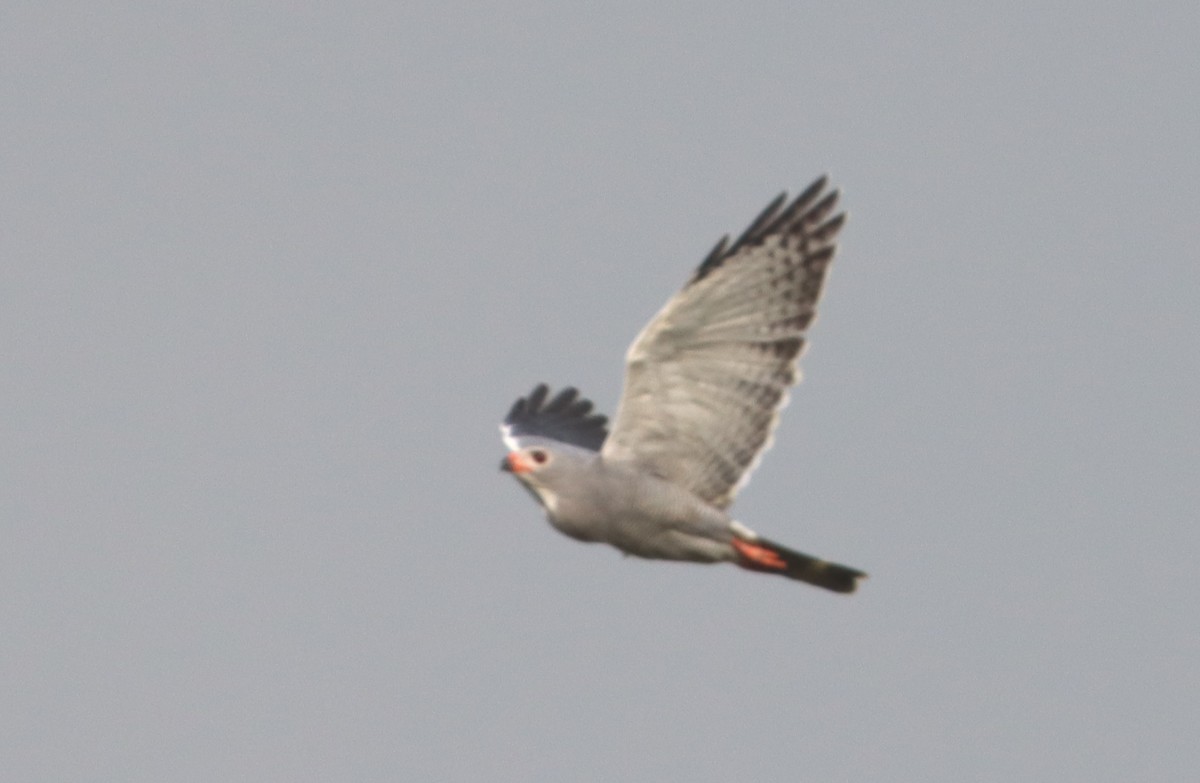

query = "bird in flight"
(500, 176), (865, 593)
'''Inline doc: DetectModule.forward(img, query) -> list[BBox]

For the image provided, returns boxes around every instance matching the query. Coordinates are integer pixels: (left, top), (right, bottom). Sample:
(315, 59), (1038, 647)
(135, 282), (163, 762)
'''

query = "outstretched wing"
(600, 176), (845, 509)
(501, 384), (609, 452)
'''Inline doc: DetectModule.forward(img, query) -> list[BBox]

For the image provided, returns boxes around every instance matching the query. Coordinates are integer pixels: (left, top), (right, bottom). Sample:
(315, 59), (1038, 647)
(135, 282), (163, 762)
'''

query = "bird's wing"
(501, 384), (609, 452)
(600, 176), (845, 509)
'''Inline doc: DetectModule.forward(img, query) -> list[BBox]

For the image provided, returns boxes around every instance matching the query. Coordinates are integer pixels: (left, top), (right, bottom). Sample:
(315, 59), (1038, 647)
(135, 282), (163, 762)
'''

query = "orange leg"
(731, 537), (787, 570)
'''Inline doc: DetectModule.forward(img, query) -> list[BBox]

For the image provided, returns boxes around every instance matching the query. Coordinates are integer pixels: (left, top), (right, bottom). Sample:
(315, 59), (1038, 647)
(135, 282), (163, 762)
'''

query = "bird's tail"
(732, 534), (866, 594)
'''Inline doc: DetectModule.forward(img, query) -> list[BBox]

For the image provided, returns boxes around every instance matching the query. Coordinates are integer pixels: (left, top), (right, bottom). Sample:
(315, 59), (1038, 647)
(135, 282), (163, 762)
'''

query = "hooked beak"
(500, 452), (532, 474)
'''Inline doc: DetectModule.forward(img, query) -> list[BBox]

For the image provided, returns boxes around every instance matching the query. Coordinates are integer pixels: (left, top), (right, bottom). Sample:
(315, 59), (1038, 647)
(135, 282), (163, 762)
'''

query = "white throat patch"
(534, 485), (561, 514)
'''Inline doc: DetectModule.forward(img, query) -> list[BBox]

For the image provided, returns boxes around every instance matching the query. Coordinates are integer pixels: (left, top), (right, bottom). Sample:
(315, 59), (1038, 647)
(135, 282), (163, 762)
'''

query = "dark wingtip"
(689, 175), (841, 285)
(503, 384), (609, 451)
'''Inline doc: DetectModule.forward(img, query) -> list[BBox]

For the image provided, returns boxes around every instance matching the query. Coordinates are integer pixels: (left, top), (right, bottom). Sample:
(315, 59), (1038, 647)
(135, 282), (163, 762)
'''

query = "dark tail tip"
(805, 561), (867, 594)
(739, 536), (867, 594)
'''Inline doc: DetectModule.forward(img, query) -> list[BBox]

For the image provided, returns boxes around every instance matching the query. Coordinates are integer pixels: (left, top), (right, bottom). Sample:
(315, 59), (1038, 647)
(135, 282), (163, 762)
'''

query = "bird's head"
(500, 443), (582, 486)
(500, 445), (552, 475)
(499, 384), (609, 513)
(500, 442), (598, 513)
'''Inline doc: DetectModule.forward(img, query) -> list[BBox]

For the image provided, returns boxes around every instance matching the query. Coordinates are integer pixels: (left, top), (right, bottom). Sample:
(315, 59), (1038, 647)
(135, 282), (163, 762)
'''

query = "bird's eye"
(530, 449), (548, 464)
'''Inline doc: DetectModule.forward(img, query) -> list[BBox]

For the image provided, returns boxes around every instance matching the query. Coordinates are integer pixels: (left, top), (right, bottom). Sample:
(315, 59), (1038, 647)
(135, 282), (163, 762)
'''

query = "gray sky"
(4, 2), (1198, 781)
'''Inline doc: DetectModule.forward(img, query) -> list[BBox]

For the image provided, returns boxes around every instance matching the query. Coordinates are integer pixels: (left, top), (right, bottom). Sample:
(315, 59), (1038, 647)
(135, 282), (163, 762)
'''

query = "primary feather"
(601, 176), (845, 508)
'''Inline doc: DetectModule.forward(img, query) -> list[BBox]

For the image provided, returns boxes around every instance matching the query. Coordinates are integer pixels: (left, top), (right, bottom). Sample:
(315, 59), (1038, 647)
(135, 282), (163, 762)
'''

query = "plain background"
(4, 3), (1198, 781)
